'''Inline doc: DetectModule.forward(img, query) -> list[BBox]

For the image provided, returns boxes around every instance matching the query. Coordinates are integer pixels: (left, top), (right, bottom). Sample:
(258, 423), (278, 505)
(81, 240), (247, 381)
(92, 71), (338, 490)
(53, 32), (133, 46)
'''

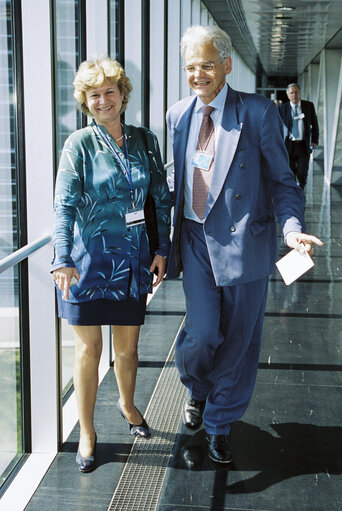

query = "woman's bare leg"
(72, 325), (102, 456)
(113, 325), (142, 425)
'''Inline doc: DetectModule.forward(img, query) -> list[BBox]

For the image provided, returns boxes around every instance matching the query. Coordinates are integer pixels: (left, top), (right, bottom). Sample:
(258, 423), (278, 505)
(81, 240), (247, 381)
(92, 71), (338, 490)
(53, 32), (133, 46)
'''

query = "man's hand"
(285, 232), (323, 257)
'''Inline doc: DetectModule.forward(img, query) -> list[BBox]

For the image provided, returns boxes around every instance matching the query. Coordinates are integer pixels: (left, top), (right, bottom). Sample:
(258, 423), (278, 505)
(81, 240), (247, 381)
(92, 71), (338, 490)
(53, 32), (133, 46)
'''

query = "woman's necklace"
(115, 123), (125, 142)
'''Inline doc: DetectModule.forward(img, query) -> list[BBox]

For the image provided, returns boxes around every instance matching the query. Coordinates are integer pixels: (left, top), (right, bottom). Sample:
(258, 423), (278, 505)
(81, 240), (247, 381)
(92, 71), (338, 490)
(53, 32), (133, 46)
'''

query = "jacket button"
(235, 194), (241, 200)
(239, 163), (246, 169)
(230, 226), (236, 232)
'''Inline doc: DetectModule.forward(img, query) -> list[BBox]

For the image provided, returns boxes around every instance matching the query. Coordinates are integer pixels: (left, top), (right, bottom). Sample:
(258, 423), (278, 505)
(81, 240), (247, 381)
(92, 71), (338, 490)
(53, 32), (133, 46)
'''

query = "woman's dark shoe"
(76, 433), (97, 473)
(117, 400), (151, 438)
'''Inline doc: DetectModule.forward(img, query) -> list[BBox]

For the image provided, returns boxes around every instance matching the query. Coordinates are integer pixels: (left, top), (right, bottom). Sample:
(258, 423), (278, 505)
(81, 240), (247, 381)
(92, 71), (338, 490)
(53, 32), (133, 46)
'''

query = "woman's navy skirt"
(56, 290), (147, 326)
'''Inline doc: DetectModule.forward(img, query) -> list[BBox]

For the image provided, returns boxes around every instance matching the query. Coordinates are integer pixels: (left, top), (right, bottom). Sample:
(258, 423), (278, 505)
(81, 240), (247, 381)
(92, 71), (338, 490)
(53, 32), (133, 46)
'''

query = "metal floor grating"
(107, 318), (187, 511)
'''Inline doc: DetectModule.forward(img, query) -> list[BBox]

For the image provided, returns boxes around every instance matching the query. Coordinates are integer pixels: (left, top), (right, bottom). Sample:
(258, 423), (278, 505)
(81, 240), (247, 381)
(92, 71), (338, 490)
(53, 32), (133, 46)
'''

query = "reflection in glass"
(0, 2), (18, 260)
(109, 0), (118, 59)
(0, 0), (22, 487)
(0, 270), (21, 485)
(60, 319), (74, 396)
(53, 0), (83, 395)
(54, 0), (82, 158)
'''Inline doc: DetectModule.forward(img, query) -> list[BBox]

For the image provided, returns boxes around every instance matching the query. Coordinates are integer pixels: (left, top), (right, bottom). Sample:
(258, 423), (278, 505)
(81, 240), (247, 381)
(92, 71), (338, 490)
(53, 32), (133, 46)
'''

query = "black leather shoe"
(182, 394), (205, 430)
(117, 400), (151, 438)
(76, 433), (97, 473)
(206, 434), (233, 464)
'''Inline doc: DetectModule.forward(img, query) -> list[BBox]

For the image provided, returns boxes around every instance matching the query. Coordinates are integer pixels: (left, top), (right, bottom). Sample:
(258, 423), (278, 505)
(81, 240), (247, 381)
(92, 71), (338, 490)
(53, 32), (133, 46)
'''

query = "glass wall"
(0, 2), (18, 260)
(53, 0), (83, 158)
(109, 0), (119, 60)
(52, 0), (84, 396)
(0, 0), (22, 487)
(0, 0), (258, 501)
(0, 267), (21, 487)
(124, 0), (142, 126)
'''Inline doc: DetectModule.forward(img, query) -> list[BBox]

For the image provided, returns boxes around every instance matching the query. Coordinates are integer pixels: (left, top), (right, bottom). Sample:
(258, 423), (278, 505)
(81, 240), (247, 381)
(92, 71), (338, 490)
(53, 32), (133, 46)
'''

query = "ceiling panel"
(203, 0), (342, 77)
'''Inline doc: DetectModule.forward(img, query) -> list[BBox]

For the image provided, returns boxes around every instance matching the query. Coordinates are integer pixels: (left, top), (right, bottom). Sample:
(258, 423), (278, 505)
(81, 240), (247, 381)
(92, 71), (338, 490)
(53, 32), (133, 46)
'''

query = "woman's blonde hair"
(73, 58), (132, 116)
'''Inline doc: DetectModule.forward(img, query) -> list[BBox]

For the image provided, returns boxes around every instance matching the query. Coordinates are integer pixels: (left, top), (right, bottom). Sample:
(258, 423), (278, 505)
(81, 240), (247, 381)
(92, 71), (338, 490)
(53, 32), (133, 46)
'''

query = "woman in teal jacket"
(52, 58), (171, 472)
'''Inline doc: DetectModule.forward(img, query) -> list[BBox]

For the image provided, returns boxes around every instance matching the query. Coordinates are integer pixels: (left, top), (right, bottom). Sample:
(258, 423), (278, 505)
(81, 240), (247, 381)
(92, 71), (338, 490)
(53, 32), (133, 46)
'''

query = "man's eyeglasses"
(182, 59), (223, 74)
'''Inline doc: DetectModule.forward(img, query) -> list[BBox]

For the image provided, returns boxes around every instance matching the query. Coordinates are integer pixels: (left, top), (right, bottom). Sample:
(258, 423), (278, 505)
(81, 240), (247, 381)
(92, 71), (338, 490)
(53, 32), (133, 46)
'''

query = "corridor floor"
(25, 158), (342, 511)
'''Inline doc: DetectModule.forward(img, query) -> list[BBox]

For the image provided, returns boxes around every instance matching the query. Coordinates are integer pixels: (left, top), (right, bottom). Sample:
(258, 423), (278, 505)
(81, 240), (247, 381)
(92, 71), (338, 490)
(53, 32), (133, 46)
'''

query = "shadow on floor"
(62, 440), (132, 469)
(170, 420), (342, 495)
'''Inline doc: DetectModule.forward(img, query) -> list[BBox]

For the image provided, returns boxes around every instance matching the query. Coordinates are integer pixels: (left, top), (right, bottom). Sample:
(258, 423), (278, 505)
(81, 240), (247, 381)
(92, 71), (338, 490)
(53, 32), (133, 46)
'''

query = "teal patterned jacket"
(51, 122), (172, 303)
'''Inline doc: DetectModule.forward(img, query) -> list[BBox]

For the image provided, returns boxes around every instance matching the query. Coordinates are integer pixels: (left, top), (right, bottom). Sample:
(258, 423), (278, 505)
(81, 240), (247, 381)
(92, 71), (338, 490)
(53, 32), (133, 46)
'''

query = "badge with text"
(125, 209), (145, 228)
(191, 151), (213, 171)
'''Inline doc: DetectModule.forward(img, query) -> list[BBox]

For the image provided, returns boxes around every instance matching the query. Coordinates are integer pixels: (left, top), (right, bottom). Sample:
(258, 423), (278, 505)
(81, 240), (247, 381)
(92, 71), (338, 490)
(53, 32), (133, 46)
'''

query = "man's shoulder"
(301, 99), (314, 109)
(234, 89), (268, 104)
(167, 96), (195, 122)
(279, 101), (290, 113)
(232, 89), (276, 118)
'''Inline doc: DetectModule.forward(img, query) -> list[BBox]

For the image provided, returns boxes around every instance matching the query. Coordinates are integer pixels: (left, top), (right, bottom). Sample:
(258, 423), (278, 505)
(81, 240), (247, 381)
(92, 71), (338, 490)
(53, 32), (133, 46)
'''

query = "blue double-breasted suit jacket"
(166, 85), (306, 286)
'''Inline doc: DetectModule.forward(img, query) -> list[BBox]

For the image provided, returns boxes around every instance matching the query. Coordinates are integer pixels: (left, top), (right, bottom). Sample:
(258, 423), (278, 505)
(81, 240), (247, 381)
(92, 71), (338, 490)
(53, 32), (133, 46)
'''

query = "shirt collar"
(194, 83), (228, 114)
(290, 100), (301, 109)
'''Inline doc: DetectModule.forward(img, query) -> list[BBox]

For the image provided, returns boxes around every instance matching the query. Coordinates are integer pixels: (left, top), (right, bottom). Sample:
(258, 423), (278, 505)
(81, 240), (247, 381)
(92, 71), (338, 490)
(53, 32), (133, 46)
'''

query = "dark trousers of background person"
(288, 140), (310, 190)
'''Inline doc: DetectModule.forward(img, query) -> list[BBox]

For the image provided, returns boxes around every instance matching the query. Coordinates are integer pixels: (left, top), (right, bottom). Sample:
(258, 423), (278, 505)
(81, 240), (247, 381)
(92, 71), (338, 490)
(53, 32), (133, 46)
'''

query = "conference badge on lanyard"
(191, 151), (213, 171)
(94, 121), (145, 228)
(125, 208), (145, 228)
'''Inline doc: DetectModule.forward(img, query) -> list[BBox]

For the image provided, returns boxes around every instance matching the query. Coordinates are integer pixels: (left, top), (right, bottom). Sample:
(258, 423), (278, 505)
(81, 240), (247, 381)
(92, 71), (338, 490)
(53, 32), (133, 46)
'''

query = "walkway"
(25, 158), (342, 511)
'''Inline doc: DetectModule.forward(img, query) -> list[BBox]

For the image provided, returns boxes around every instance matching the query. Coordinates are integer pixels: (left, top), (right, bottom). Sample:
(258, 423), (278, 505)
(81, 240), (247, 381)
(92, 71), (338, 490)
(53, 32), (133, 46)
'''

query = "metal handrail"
(164, 160), (174, 170)
(0, 234), (52, 274)
(0, 161), (174, 274)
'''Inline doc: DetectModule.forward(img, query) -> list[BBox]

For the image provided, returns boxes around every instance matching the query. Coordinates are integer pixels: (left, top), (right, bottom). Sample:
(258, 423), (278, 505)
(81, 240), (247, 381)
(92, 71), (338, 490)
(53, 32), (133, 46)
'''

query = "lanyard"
(94, 121), (135, 208)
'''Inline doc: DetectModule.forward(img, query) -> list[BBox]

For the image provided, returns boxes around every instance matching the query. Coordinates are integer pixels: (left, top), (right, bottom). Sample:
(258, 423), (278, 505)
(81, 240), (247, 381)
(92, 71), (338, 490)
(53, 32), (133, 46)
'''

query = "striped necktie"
(292, 105), (299, 139)
(192, 106), (215, 219)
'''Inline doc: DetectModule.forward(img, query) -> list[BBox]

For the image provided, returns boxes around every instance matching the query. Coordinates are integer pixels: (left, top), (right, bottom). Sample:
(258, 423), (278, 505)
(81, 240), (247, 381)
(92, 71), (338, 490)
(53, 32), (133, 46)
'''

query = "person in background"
(279, 83), (319, 190)
(52, 58), (172, 472)
(166, 25), (323, 464)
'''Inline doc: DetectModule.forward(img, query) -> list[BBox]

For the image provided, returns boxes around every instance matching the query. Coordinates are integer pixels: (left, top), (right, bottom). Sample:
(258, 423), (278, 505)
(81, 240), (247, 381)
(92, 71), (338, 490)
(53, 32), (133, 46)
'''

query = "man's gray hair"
(287, 83), (300, 91)
(181, 25), (232, 61)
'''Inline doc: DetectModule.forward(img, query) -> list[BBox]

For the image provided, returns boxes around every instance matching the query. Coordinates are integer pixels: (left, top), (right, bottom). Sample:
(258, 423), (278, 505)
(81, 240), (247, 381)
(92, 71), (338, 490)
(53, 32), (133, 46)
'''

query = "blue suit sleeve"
(259, 101), (306, 237)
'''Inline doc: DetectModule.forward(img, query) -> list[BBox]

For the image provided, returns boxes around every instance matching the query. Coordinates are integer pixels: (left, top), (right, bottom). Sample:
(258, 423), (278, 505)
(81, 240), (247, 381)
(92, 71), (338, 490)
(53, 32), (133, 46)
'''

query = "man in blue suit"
(279, 83), (319, 190)
(166, 25), (323, 464)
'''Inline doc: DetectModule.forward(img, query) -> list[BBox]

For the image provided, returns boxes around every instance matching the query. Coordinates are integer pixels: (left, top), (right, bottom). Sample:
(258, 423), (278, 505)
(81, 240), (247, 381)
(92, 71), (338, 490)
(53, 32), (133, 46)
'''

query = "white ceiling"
(203, 0), (342, 77)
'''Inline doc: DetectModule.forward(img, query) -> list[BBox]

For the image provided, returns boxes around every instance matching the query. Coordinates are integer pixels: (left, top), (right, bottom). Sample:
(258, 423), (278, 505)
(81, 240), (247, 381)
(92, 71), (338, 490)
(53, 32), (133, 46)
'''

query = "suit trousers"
(288, 140), (310, 188)
(176, 219), (269, 435)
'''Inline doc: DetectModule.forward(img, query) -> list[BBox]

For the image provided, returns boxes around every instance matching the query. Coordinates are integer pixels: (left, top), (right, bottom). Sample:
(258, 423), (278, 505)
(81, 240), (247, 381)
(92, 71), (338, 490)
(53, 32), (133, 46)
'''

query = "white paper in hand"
(276, 248), (314, 285)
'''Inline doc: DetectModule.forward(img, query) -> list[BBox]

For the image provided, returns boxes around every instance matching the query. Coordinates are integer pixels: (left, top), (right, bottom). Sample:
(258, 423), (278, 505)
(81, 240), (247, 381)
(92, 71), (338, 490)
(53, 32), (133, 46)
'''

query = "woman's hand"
(52, 267), (80, 300)
(149, 255), (167, 287)
(285, 231), (323, 257)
